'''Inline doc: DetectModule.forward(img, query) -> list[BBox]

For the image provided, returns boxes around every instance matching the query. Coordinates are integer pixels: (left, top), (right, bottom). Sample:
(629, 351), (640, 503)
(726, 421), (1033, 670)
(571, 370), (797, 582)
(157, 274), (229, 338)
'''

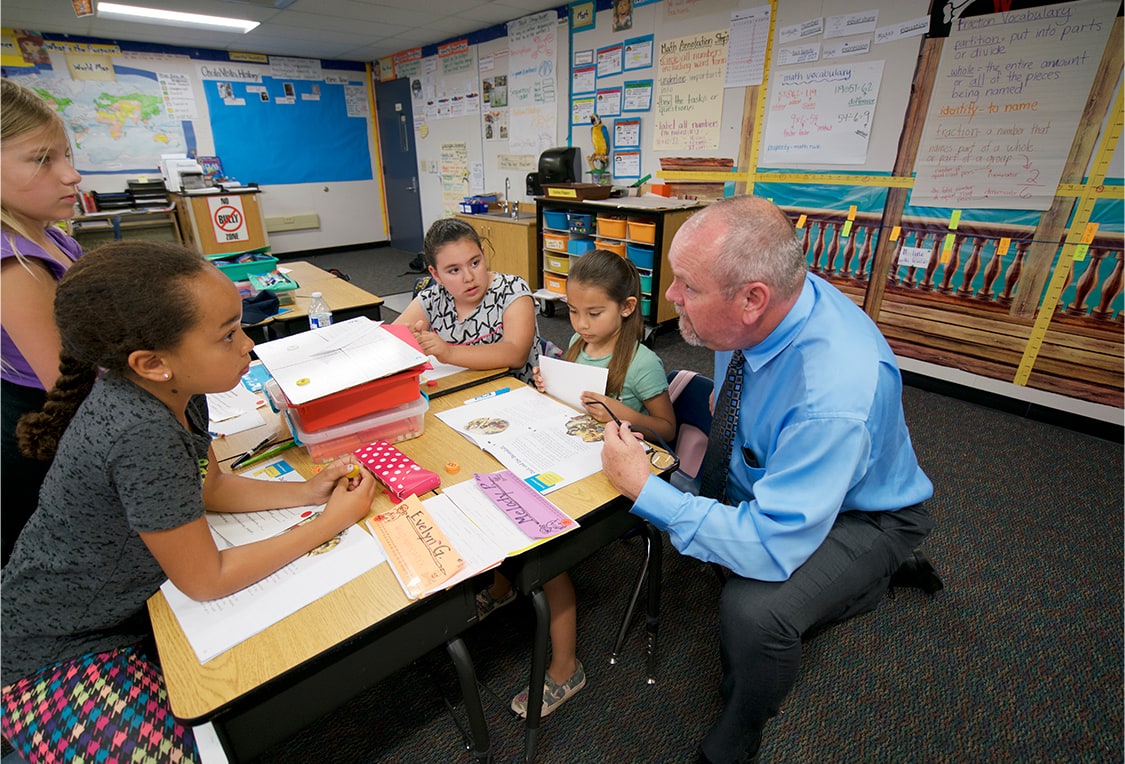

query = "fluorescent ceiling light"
(96, 2), (260, 33)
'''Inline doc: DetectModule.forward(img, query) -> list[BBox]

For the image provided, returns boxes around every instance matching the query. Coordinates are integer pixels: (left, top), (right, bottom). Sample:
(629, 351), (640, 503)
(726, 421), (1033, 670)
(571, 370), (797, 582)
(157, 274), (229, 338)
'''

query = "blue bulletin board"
(205, 77), (371, 186)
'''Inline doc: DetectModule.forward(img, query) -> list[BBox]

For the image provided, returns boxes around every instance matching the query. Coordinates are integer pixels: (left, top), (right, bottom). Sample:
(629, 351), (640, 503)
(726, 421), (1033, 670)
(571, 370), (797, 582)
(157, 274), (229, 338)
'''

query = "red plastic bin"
(286, 367), (423, 432)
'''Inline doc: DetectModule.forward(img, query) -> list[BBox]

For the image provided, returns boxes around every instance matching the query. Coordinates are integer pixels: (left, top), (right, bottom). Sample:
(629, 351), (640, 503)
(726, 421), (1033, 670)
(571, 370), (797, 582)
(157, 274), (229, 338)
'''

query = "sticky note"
(997, 237), (1011, 255)
(796, 214), (807, 229)
(1073, 243), (1090, 261)
(940, 233), (955, 263)
(949, 210), (962, 230)
(847, 205), (857, 220)
(890, 225), (901, 242)
(841, 220), (853, 238)
(1081, 222), (1099, 244)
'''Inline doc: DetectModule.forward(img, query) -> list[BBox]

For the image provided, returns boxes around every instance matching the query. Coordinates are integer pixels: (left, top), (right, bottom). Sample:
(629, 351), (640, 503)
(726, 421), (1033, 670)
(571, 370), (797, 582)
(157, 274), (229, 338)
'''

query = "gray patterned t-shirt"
(1, 374), (210, 685)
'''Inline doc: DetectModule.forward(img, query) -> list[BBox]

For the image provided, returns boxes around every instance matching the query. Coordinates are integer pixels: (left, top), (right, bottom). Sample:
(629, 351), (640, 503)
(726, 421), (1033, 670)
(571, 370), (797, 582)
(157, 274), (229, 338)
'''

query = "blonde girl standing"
(0, 77), (84, 564)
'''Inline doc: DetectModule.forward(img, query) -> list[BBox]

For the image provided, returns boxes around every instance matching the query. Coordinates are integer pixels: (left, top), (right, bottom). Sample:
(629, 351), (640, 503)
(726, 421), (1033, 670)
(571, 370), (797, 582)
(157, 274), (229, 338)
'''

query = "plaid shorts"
(2, 643), (198, 763)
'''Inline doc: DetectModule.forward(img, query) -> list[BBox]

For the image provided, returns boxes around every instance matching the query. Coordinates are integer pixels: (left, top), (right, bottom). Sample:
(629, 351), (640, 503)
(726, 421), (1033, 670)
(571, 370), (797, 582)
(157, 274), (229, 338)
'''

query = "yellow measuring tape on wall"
(744, 2), (776, 196)
(658, 169), (917, 188)
(1013, 84), (1124, 387)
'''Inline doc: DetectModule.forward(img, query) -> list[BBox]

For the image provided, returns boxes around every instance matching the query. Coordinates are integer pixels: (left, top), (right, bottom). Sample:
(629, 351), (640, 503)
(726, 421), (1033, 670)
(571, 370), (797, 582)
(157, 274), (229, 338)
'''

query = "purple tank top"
(1, 226), (83, 389)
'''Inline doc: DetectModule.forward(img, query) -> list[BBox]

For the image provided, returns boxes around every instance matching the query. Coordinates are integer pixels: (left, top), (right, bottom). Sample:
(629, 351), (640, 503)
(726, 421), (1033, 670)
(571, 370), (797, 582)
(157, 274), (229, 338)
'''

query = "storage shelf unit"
(69, 205), (182, 249)
(534, 197), (700, 325)
(175, 191), (269, 257)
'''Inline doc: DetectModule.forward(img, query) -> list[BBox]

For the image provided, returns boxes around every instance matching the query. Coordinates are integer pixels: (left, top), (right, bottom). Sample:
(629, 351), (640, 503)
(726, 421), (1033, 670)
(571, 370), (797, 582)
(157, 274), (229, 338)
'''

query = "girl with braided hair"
(2, 240), (377, 763)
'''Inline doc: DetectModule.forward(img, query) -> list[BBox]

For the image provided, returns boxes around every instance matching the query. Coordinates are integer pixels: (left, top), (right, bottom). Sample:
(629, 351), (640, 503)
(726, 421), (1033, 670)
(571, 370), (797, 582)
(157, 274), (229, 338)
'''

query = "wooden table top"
(422, 367), (510, 399)
(150, 377), (621, 720)
(265, 260), (383, 324)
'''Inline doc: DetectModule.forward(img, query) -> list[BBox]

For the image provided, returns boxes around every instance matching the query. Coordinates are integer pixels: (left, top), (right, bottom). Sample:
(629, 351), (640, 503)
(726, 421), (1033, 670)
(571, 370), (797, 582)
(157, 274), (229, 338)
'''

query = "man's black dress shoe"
(890, 549), (944, 594)
(695, 748), (760, 763)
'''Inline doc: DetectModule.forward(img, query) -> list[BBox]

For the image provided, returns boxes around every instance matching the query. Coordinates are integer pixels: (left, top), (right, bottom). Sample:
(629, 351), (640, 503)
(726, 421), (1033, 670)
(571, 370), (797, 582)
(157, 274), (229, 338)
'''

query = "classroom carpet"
(231, 246), (1125, 763)
(380, 291), (415, 316)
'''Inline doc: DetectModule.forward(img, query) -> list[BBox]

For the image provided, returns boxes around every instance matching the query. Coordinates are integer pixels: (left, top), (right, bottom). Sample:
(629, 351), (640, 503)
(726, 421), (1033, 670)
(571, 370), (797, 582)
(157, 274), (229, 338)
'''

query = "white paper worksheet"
(163, 456), (386, 663)
(161, 524), (384, 663)
(538, 356), (608, 412)
(205, 459), (319, 547)
(435, 386), (604, 492)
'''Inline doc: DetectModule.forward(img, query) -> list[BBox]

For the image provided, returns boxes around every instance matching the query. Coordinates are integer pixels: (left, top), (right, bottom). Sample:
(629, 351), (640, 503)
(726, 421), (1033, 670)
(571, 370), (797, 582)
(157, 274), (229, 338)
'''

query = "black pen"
(229, 432), (278, 470)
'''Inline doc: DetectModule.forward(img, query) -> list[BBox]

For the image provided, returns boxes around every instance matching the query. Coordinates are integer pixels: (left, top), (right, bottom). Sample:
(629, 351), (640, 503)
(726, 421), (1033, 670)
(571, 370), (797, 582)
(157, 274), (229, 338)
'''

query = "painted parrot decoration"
(589, 114), (610, 173)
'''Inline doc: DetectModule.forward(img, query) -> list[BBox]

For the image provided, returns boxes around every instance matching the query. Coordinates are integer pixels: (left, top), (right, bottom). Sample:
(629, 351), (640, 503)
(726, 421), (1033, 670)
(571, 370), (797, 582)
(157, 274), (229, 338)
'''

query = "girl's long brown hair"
(563, 249), (643, 399)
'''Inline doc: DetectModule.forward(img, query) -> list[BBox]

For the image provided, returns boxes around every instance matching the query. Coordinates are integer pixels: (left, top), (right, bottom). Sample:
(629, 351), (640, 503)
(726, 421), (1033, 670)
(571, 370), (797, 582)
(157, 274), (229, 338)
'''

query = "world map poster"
(9, 66), (189, 174)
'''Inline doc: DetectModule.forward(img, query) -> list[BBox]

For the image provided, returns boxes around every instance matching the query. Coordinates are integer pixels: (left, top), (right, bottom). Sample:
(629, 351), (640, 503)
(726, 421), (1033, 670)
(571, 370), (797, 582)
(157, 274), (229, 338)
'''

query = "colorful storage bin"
(627, 218), (657, 244)
(543, 209), (569, 230)
(283, 368), (423, 432)
(545, 253), (570, 274)
(567, 212), (594, 235)
(545, 273), (567, 294)
(543, 231), (569, 252)
(597, 216), (627, 239)
(208, 252), (278, 282)
(289, 396), (429, 463)
(639, 272), (653, 294)
(568, 236), (595, 255)
(626, 243), (655, 270)
(641, 296), (653, 317)
(596, 240), (626, 257)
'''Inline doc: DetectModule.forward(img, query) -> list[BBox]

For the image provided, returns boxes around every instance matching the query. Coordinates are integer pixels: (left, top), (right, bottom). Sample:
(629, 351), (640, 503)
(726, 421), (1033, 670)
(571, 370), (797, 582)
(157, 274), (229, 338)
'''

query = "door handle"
(407, 177), (418, 192)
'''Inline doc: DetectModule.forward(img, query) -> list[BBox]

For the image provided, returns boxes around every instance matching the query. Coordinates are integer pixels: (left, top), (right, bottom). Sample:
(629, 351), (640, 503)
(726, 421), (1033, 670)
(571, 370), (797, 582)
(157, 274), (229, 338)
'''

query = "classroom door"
(375, 77), (425, 254)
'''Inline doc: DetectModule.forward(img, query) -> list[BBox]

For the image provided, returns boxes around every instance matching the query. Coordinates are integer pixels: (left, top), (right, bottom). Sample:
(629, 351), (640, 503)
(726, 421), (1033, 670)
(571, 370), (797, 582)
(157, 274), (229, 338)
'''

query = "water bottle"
(308, 291), (332, 330)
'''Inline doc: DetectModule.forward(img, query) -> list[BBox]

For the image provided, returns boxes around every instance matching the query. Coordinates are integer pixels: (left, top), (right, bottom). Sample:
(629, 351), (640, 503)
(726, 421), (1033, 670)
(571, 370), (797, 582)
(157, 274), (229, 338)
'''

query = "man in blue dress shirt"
(601, 195), (940, 764)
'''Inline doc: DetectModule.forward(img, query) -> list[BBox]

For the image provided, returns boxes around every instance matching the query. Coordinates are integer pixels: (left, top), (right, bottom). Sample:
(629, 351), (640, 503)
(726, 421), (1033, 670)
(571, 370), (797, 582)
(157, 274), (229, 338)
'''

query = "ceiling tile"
(0, 0), (568, 62)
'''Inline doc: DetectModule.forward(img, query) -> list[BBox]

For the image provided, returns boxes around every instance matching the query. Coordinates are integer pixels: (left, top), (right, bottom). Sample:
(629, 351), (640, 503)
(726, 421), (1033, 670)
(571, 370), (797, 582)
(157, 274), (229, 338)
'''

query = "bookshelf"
(69, 205), (182, 249)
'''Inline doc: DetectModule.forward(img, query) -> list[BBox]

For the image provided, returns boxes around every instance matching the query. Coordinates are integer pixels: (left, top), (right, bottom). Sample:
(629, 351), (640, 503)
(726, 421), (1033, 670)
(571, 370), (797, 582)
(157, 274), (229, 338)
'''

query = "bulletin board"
(0, 35), (384, 253)
(562, 0), (935, 185)
(410, 12), (572, 227)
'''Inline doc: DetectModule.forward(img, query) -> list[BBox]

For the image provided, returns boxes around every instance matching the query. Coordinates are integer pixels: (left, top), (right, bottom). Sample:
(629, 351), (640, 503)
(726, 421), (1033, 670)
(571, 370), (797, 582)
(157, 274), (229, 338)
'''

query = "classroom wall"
(385, 0), (1122, 418)
(407, 0), (934, 208)
(5, 2), (1122, 415)
(0, 38), (385, 255)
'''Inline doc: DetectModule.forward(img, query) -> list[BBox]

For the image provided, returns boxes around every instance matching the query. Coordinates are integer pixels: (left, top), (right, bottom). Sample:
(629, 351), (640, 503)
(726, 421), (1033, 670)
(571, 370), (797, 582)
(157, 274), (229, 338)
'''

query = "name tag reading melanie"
(473, 470), (576, 540)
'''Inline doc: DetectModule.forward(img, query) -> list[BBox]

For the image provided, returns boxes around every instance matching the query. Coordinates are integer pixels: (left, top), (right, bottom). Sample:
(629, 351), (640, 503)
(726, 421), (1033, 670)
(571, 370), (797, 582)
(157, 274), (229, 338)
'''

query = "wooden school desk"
(422, 377), (667, 763)
(245, 260), (385, 340)
(150, 377), (662, 762)
(148, 436), (491, 763)
(424, 366), (511, 399)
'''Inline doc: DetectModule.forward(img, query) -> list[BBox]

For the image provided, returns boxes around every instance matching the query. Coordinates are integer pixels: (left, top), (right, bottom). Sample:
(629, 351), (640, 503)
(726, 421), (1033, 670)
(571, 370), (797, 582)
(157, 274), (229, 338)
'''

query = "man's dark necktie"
(698, 350), (745, 503)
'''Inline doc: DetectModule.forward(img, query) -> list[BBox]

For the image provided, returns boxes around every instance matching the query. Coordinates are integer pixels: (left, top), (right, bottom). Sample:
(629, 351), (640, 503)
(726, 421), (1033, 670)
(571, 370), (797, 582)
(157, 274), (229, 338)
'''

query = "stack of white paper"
(252, 317), (427, 405)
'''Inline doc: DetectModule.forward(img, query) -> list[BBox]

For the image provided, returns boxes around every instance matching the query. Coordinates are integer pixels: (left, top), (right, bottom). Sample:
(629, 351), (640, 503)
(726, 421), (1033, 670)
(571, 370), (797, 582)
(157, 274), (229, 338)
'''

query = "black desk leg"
(524, 587), (550, 763)
(644, 522), (663, 684)
(446, 636), (492, 764)
(610, 531), (651, 666)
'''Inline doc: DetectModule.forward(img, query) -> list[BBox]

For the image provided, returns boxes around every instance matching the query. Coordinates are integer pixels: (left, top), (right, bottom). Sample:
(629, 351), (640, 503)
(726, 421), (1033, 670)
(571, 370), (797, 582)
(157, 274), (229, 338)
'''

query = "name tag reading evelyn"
(368, 495), (464, 599)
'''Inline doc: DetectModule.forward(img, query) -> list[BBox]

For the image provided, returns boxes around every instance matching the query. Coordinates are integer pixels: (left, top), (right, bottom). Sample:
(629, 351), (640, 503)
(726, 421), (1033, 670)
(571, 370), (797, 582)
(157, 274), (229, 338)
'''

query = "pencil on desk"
(235, 440), (297, 470)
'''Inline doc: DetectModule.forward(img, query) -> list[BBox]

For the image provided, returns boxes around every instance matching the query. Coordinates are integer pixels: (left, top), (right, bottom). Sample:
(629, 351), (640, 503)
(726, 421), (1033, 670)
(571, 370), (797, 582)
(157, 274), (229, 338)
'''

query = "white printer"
(159, 154), (206, 192)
